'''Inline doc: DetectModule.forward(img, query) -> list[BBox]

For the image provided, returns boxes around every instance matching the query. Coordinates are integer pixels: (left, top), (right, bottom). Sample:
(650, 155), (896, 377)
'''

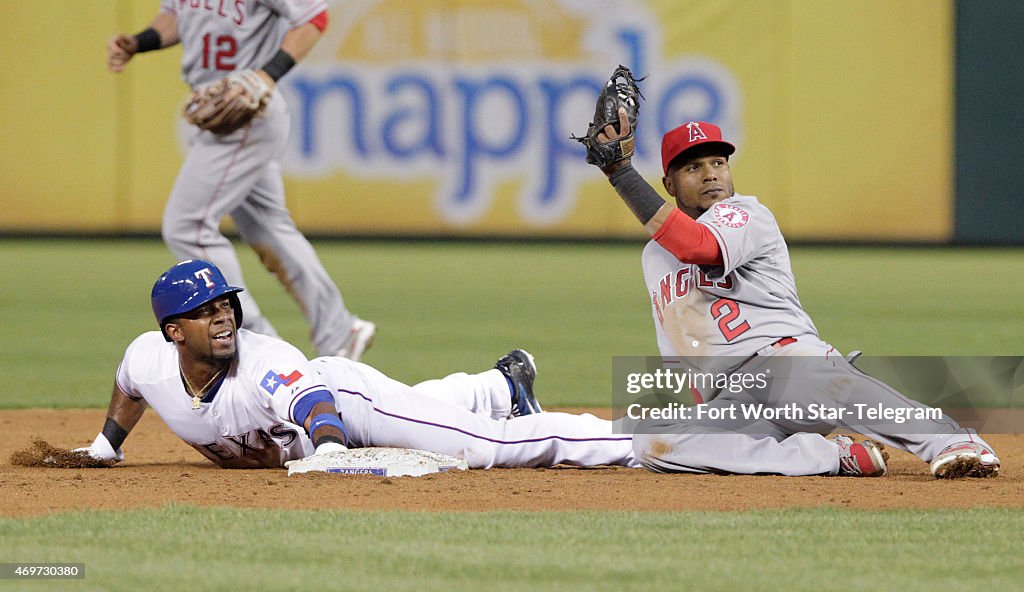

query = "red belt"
(756, 337), (797, 356)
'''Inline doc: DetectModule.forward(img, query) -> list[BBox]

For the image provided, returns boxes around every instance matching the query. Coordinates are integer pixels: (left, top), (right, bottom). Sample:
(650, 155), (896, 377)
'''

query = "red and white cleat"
(832, 435), (888, 477)
(930, 442), (1000, 479)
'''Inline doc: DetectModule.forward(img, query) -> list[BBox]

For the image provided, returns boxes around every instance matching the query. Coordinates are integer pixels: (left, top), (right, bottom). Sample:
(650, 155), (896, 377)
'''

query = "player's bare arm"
(281, 19), (326, 63)
(256, 16), (328, 88)
(101, 384), (148, 448)
(106, 12), (179, 73)
(75, 384), (148, 462)
(303, 400), (347, 452)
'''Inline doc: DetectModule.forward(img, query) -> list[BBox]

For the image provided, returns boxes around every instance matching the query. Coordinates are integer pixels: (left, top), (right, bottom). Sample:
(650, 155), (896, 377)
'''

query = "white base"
(286, 447), (469, 477)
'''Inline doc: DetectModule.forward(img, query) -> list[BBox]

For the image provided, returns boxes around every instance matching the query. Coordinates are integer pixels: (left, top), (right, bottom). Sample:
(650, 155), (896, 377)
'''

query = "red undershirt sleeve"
(651, 208), (724, 266)
(309, 11), (329, 32)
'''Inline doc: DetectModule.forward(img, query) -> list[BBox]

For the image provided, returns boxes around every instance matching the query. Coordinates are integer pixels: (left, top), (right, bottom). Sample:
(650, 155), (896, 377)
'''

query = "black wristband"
(134, 28), (162, 53)
(261, 49), (296, 82)
(313, 434), (345, 448)
(102, 417), (129, 450)
(608, 165), (667, 225)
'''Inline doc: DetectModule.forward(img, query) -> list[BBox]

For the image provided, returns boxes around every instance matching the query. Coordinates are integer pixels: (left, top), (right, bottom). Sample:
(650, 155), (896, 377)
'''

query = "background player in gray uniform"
(75, 260), (637, 471)
(585, 105), (1000, 479)
(106, 0), (374, 360)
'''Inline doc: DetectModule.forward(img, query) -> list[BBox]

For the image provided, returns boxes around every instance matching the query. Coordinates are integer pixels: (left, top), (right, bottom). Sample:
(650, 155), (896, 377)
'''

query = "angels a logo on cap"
(687, 122), (708, 143)
(713, 203), (749, 228)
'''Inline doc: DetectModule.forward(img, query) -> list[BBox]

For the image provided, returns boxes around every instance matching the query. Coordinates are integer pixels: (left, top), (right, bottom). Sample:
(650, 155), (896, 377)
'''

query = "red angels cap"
(661, 121), (736, 174)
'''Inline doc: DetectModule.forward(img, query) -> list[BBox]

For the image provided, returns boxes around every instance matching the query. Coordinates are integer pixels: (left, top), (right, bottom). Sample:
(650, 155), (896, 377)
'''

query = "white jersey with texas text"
(116, 329), (640, 470)
(161, 0), (328, 87)
(116, 329), (324, 468)
(642, 194), (818, 371)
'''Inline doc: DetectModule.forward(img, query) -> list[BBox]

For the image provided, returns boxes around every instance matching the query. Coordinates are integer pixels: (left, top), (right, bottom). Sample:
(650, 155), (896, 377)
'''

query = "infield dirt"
(3, 409), (1021, 517)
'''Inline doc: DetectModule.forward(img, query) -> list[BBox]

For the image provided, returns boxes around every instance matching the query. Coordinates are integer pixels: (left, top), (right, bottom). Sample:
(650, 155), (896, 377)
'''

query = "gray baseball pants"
(634, 336), (993, 475)
(162, 89), (355, 355)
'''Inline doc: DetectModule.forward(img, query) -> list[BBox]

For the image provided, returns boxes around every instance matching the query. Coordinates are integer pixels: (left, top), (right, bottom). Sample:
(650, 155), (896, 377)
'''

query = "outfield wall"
(954, 1), (1024, 245)
(1, 0), (957, 241)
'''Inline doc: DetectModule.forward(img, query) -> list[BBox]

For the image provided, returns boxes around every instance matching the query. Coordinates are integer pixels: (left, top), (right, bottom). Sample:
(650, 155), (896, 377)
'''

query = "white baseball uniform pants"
(312, 357), (639, 469)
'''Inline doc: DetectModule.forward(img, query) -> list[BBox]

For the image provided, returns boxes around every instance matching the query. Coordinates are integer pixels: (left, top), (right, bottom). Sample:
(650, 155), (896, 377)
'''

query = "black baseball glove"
(573, 65), (645, 169)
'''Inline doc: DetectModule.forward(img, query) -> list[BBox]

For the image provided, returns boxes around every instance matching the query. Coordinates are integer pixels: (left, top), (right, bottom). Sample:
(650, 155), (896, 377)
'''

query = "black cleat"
(495, 349), (542, 416)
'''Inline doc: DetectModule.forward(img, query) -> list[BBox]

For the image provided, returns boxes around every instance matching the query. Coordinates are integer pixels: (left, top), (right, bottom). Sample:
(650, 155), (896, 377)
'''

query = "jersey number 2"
(202, 34), (237, 71)
(711, 298), (751, 342)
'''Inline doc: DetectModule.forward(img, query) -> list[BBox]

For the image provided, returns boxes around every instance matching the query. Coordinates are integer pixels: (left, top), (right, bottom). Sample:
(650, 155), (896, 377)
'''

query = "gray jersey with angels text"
(641, 194), (818, 370)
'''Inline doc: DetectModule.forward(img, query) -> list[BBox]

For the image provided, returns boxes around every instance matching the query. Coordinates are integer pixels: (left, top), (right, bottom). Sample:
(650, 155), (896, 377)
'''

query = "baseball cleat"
(831, 435), (888, 477)
(495, 349), (542, 416)
(335, 318), (376, 362)
(930, 442), (1000, 479)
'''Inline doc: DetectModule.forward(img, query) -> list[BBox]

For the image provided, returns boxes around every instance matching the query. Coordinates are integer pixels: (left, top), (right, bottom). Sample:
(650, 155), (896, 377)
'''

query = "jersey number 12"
(202, 34), (238, 71)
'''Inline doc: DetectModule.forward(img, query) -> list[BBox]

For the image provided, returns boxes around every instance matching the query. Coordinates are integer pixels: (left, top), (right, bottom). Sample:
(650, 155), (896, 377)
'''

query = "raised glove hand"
(573, 65), (645, 171)
(184, 69), (274, 135)
(73, 433), (124, 463)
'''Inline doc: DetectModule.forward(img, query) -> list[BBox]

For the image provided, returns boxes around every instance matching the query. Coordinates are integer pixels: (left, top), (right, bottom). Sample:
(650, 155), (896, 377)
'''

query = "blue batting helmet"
(151, 260), (244, 340)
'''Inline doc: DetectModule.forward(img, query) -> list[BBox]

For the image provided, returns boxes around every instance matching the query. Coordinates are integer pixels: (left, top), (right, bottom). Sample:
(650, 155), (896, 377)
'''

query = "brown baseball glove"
(572, 65), (646, 169)
(184, 69), (273, 135)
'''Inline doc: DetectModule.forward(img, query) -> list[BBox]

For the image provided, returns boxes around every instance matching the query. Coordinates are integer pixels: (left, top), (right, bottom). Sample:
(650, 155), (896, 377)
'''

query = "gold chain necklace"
(180, 365), (226, 410)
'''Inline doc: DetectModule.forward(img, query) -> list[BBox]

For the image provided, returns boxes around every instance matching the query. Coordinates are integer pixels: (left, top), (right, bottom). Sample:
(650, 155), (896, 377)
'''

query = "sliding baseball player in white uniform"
(586, 102), (1000, 479)
(106, 0), (374, 360)
(76, 260), (637, 470)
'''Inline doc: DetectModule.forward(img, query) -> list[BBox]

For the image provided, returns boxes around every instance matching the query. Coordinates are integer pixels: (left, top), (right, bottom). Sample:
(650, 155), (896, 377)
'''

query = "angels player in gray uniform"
(105, 0), (375, 360)
(591, 108), (1000, 479)
(75, 260), (638, 470)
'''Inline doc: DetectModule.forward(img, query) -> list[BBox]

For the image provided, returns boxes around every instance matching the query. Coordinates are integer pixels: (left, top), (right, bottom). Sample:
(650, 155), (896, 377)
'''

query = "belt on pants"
(755, 337), (797, 356)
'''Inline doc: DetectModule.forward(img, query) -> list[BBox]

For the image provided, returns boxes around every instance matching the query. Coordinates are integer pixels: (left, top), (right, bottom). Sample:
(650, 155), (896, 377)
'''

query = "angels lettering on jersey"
(174, 0), (245, 25)
(651, 267), (734, 326)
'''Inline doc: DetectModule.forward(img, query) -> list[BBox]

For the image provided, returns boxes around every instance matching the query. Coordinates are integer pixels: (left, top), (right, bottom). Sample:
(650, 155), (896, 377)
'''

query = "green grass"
(2, 240), (1023, 591)
(0, 506), (1020, 592)
(0, 240), (1021, 408)
(791, 247), (1024, 355)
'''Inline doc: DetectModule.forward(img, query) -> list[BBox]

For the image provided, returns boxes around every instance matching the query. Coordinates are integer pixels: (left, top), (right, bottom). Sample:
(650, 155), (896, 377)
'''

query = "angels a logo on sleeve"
(261, 369), (304, 395)
(712, 203), (750, 228)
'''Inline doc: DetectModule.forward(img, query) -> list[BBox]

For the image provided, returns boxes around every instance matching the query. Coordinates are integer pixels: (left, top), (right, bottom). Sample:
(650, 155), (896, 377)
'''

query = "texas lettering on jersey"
(195, 422), (300, 468)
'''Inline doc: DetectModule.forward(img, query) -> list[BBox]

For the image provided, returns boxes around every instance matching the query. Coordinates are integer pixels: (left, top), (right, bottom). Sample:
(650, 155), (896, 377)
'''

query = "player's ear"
(662, 174), (676, 198)
(164, 322), (185, 343)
